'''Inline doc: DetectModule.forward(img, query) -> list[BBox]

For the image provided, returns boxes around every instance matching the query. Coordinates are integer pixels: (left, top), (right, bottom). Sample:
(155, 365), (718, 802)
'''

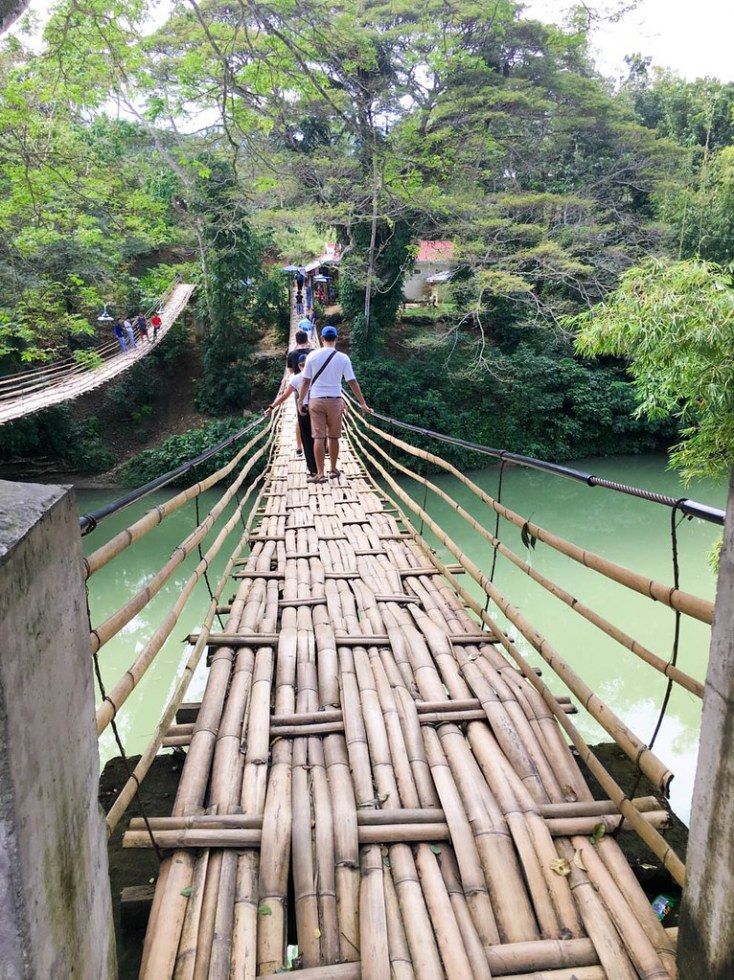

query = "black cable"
(648, 500), (687, 751)
(86, 585), (163, 861)
(79, 413), (267, 534)
(613, 499), (689, 826)
(489, 456), (506, 584)
(361, 407), (725, 527)
(195, 493), (226, 630)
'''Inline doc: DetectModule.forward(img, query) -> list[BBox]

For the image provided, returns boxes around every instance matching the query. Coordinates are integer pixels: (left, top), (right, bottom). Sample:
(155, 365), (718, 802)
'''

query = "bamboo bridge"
(0, 281), (196, 425)
(71, 306), (728, 979)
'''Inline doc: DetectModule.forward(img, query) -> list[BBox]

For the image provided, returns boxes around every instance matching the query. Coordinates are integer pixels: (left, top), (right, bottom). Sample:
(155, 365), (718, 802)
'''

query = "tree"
(574, 258), (734, 480)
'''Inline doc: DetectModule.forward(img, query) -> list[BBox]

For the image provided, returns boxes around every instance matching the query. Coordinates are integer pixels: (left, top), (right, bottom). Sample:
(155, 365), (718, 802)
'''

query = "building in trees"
(403, 242), (457, 303)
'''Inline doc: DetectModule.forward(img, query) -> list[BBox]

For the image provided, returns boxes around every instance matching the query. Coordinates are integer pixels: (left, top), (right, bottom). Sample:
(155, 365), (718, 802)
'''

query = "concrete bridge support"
(0, 481), (115, 979)
(679, 469), (734, 978)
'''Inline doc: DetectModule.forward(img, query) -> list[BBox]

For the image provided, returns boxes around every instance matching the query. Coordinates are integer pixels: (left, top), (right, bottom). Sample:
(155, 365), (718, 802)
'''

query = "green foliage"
(118, 416), (259, 485)
(574, 259), (734, 480)
(72, 350), (104, 370)
(0, 406), (114, 473)
(356, 337), (669, 470)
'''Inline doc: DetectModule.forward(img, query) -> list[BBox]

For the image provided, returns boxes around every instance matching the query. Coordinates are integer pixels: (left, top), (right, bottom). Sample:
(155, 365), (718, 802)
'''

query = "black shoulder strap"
(309, 349), (338, 388)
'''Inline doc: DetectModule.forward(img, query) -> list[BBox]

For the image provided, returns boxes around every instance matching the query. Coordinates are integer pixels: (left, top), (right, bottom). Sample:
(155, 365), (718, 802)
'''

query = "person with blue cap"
(297, 325), (370, 483)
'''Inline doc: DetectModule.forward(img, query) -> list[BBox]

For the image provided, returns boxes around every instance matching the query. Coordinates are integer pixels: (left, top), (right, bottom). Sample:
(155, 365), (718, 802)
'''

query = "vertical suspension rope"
(648, 500), (687, 750)
(86, 583), (163, 862)
(613, 498), (688, 827)
(195, 492), (226, 630)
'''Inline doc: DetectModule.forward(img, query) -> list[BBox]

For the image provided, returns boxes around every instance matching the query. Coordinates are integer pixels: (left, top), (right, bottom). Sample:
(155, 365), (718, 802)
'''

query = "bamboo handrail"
(347, 424), (686, 884)
(84, 416), (272, 579)
(348, 403), (713, 625)
(123, 811), (668, 849)
(95, 431), (277, 734)
(104, 474), (270, 834)
(127, 796), (660, 831)
(347, 421), (674, 794)
(348, 413), (703, 698)
(89, 423), (273, 653)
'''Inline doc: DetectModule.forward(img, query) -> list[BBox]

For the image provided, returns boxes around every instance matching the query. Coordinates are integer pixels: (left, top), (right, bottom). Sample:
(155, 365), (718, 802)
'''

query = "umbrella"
(281, 264), (300, 273)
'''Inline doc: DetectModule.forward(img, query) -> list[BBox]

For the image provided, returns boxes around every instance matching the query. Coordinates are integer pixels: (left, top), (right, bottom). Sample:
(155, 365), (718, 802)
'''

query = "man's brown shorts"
(309, 397), (344, 439)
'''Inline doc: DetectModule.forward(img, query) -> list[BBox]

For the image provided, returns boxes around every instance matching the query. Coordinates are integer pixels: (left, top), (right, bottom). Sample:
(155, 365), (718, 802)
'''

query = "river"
(79, 453), (727, 824)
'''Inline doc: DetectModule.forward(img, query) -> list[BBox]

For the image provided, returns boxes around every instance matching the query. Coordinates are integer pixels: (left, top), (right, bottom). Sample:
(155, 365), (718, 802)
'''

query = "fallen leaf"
(180, 886), (192, 898)
(258, 904), (272, 916)
(562, 785), (578, 803)
(429, 844), (442, 855)
(549, 858), (571, 876)
(573, 849), (587, 872)
(313, 928), (321, 939)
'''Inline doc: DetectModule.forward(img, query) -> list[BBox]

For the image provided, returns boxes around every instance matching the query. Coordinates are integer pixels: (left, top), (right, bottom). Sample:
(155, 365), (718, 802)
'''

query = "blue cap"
(321, 325), (338, 339)
(297, 352), (308, 363)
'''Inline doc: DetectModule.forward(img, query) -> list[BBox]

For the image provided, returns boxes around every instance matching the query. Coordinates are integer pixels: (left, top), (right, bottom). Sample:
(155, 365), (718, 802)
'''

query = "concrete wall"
(403, 262), (449, 302)
(0, 481), (115, 979)
(678, 469), (734, 978)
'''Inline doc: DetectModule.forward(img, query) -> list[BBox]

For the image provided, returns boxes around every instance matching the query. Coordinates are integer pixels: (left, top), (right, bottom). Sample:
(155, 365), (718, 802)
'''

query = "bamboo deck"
(132, 390), (678, 978)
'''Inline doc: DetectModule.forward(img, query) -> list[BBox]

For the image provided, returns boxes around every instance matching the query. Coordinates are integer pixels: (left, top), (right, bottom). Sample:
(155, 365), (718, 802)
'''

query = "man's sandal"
(328, 470), (342, 479)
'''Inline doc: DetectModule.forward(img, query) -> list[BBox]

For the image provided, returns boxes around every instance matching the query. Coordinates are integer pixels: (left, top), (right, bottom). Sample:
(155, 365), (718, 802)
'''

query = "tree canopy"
(2, 0), (734, 476)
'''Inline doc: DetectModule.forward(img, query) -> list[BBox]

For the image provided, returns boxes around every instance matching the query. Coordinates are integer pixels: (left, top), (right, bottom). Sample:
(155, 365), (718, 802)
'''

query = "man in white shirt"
(297, 325), (370, 482)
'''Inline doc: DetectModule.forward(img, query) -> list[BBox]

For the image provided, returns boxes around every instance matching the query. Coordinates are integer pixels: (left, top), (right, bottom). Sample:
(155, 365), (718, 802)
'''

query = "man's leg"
(314, 437), (326, 477)
(295, 419), (303, 452)
(328, 437), (340, 474)
(327, 400), (343, 476)
(308, 400), (327, 478)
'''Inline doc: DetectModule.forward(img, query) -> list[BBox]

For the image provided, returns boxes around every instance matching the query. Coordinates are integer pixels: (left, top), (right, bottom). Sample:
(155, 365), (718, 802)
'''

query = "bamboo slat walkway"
(0, 282), (196, 425)
(130, 389), (679, 979)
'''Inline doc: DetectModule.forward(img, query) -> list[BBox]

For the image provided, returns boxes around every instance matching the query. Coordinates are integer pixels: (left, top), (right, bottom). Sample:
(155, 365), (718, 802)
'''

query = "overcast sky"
(525, 0), (734, 82)
(8, 0), (734, 83)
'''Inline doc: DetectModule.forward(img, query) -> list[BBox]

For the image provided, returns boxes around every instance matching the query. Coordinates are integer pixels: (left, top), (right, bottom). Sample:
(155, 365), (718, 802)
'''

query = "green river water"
(79, 454), (727, 824)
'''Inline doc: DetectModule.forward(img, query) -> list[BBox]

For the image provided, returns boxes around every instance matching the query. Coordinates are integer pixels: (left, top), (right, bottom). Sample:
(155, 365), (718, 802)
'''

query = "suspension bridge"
(67, 298), (727, 979)
(0, 282), (196, 425)
(2, 301), (728, 978)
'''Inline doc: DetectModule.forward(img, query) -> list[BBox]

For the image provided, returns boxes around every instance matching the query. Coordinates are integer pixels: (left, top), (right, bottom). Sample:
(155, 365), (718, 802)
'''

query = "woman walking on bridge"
(266, 352), (317, 478)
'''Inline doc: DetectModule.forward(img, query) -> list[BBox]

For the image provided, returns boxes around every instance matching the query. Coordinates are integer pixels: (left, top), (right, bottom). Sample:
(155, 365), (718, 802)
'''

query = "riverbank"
(102, 743), (688, 978)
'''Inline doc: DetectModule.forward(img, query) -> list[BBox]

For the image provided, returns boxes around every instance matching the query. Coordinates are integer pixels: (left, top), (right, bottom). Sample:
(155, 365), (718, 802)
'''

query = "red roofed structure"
(404, 240), (457, 302)
(415, 240), (455, 263)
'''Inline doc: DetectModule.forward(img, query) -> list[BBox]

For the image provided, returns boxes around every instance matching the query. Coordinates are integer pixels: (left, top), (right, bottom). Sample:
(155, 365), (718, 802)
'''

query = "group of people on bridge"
(267, 324), (370, 484)
(112, 311), (162, 352)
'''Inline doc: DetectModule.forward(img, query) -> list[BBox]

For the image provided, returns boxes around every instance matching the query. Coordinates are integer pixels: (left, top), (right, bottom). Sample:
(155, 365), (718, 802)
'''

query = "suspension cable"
(351, 402), (725, 527)
(79, 412), (268, 534)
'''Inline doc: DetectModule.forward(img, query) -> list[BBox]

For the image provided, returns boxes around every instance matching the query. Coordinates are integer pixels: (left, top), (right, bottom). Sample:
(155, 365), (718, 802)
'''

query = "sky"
(7, 0), (734, 84)
(524, 0), (734, 83)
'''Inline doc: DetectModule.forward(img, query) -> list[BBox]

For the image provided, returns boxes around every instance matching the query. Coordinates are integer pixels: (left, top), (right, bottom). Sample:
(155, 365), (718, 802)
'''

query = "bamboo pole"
(85, 415), (271, 578)
(91, 433), (272, 653)
(105, 474), (267, 833)
(349, 407), (713, 624)
(140, 430), (281, 979)
(96, 440), (275, 734)
(348, 423), (676, 797)
(347, 424), (687, 886)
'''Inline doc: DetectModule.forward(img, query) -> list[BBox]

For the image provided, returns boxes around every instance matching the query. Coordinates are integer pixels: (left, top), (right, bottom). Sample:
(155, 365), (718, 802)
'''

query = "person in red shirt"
(151, 312), (162, 340)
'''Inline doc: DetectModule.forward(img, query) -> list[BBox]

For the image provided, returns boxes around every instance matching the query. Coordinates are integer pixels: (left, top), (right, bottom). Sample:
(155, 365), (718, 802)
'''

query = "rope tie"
(615, 498), (688, 830)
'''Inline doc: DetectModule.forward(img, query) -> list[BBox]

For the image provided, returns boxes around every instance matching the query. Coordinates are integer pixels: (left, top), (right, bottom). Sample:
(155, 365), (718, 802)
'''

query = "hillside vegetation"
(2, 2), (734, 479)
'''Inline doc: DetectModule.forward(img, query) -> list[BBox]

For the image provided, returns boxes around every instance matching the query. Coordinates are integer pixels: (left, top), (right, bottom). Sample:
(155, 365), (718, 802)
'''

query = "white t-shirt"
(302, 348), (355, 399)
(289, 371), (309, 406)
